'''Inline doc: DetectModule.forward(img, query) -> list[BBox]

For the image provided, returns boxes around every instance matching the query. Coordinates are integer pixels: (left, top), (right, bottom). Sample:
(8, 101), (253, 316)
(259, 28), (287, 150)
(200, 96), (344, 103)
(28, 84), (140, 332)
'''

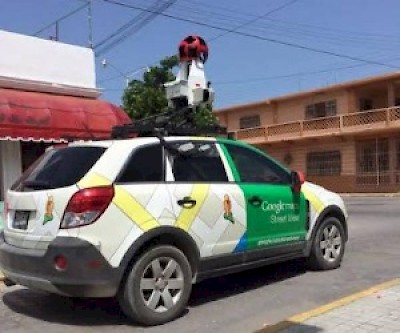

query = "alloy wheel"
(140, 257), (184, 313)
(319, 224), (342, 262)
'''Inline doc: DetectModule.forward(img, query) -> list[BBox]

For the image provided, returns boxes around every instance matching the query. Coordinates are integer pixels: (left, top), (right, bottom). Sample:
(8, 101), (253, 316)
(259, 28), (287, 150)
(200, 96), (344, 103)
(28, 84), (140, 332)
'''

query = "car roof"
(65, 136), (244, 152)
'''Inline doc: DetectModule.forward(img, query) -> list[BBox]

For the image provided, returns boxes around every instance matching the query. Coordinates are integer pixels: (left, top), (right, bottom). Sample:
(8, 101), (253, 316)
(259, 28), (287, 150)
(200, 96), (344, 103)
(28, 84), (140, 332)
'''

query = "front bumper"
(0, 232), (122, 297)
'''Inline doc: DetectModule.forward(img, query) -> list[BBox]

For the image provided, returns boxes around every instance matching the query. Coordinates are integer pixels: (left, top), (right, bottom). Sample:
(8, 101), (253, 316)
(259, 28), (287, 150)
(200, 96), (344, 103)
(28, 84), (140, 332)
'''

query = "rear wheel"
(118, 245), (192, 326)
(308, 216), (345, 270)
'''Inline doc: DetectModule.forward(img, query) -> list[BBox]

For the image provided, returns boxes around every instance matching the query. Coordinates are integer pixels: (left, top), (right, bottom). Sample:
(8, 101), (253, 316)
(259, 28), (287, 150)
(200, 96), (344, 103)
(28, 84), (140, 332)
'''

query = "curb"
(257, 278), (400, 333)
(340, 193), (400, 197)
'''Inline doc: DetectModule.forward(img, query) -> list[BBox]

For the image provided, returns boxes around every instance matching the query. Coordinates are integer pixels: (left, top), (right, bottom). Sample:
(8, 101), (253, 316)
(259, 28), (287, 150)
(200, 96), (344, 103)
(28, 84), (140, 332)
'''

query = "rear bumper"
(0, 232), (122, 297)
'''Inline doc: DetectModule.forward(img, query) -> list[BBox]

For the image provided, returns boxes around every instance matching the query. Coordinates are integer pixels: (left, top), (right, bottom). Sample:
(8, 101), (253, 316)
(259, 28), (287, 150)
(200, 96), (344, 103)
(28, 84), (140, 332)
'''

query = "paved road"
(1, 196), (399, 333)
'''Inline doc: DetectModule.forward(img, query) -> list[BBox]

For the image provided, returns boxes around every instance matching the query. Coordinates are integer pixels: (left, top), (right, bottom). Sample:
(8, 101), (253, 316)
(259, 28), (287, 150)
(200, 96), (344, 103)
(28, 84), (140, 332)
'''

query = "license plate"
(13, 211), (30, 230)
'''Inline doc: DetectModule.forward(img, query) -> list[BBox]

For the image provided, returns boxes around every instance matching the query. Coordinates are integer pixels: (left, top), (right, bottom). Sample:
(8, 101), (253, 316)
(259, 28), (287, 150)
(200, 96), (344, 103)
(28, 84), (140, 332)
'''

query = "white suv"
(0, 136), (348, 325)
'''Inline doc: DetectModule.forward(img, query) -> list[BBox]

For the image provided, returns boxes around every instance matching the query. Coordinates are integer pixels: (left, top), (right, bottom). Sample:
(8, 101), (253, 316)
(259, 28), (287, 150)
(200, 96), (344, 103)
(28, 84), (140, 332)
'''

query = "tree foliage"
(122, 56), (217, 126)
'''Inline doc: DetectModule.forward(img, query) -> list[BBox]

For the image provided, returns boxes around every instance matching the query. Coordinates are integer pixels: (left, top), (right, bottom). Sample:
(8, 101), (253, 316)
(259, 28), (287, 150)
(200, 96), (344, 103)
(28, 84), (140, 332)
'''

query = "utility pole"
(55, 21), (59, 41)
(88, 0), (93, 48)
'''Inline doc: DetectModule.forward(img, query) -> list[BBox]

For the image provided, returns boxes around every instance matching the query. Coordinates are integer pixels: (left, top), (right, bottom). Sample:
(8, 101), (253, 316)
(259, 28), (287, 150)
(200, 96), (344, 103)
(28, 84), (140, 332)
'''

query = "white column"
(0, 141), (22, 200)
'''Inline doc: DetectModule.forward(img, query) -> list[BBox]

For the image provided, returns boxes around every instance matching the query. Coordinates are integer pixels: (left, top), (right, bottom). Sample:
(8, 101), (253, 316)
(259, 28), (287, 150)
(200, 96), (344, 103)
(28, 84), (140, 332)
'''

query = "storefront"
(0, 88), (130, 228)
(0, 29), (131, 229)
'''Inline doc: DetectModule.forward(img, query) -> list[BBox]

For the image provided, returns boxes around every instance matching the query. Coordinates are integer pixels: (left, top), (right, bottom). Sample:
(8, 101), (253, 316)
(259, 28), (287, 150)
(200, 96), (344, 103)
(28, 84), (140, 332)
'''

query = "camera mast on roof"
(112, 35), (226, 139)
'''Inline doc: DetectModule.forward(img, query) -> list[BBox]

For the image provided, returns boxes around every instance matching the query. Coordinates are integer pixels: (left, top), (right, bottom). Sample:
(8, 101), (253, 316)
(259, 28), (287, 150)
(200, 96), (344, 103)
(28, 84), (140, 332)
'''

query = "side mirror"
(291, 171), (305, 193)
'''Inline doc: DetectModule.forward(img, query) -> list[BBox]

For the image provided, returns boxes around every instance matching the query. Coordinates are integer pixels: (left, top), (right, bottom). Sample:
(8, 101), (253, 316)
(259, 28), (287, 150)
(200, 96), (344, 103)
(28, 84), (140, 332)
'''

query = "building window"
(359, 98), (373, 111)
(356, 138), (390, 185)
(396, 140), (400, 170)
(239, 115), (261, 129)
(306, 151), (341, 176)
(305, 100), (337, 119)
(357, 139), (389, 174)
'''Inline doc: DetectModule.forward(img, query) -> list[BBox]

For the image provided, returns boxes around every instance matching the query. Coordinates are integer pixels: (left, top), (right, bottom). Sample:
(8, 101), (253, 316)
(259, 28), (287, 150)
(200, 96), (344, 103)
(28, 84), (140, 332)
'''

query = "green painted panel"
(240, 184), (307, 249)
(218, 139), (307, 250)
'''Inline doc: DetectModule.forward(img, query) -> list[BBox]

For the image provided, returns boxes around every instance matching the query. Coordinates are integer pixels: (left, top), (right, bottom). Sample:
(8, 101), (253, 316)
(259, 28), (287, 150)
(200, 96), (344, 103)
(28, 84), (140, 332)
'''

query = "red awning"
(0, 88), (131, 142)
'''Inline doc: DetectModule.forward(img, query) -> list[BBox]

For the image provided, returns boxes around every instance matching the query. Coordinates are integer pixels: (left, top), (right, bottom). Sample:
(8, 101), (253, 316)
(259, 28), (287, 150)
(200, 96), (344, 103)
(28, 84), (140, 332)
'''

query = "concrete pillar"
(0, 141), (22, 200)
(272, 102), (278, 124)
(347, 88), (358, 113)
(388, 81), (395, 107)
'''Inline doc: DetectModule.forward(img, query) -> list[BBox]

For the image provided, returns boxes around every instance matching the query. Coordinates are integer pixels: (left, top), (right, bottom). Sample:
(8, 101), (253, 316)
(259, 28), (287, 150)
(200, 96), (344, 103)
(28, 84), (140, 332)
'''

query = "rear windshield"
(12, 146), (106, 191)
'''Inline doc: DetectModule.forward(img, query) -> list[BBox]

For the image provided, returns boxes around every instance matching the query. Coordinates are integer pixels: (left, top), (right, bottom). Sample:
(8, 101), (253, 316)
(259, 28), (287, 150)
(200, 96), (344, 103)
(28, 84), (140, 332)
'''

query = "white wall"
(0, 141), (22, 201)
(0, 30), (96, 90)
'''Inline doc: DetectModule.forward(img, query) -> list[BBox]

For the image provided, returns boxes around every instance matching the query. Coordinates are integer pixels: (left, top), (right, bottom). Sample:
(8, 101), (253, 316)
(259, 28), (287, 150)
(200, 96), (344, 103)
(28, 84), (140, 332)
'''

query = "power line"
(95, 0), (178, 56)
(180, 0), (400, 41)
(98, 61), (156, 83)
(102, 55), (400, 92)
(131, 0), (400, 50)
(208, 0), (303, 42)
(98, 0), (301, 83)
(214, 56), (400, 85)
(100, 0), (400, 70)
(34, 2), (89, 36)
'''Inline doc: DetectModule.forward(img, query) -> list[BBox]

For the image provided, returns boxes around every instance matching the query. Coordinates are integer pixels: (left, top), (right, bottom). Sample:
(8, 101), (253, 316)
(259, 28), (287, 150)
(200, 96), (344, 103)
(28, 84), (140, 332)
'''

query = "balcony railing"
(234, 106), (400, 143)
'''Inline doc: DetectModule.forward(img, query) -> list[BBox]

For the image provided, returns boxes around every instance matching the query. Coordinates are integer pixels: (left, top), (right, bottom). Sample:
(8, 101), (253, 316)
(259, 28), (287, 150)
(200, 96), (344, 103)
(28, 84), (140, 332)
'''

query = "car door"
(165, 140), (247, 258)
(222, 142), (307, 252)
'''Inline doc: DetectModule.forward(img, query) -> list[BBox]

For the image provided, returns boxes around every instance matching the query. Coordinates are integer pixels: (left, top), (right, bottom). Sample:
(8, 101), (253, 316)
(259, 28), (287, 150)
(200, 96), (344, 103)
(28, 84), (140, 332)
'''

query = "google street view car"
(0, 36), (348, 326)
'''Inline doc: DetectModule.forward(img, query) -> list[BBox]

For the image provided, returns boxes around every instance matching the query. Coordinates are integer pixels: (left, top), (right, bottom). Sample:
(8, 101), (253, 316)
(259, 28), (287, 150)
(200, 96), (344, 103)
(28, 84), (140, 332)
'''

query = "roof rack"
(111, 106), (227, 139)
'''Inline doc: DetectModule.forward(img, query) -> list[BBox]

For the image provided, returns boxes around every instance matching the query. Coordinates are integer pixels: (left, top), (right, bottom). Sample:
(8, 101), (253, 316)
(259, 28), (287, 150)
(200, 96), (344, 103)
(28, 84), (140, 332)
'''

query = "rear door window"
(12, 146), (106, 191)
(116, 144), (164, 183)
(169, 141), (228, 182)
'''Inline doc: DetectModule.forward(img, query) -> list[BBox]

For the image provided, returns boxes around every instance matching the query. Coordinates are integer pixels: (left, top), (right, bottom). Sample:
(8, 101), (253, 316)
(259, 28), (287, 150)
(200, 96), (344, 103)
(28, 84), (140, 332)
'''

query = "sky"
(1, 0), (400, 109)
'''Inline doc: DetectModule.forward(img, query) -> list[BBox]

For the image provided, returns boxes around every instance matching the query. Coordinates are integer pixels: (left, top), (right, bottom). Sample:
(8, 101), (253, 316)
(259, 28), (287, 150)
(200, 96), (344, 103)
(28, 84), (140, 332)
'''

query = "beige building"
(216, 72), (400, 193)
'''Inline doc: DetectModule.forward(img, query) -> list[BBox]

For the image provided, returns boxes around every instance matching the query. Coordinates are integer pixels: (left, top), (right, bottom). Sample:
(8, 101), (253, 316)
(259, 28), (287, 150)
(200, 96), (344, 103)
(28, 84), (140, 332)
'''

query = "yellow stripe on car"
(78, 172), (112, 188)
(302, 188), (325, 213)
(175, 184), (209, 231)
(113, 187), (160, 231)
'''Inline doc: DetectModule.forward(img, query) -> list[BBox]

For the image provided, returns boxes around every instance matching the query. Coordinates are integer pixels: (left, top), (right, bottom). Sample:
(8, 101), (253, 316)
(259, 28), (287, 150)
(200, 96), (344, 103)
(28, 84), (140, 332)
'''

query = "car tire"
(308, 216), (345, 270)
(118, 245), (192, 326)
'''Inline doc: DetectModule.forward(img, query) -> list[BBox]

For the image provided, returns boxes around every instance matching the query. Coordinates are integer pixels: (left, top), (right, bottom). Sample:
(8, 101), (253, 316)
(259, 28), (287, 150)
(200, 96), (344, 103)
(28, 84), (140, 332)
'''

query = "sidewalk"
(259, 279), (400, 333)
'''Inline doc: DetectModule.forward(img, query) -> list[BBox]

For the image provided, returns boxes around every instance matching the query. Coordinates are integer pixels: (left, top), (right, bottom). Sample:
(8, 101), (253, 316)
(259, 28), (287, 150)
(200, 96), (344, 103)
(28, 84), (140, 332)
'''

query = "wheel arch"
(118, 226), (201, 283)
(305, 205), (348, 255)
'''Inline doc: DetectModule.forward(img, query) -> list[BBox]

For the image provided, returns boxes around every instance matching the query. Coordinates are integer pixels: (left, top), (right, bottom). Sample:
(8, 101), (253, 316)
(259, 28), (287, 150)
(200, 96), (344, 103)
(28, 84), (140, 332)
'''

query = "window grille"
(356, 138), (390, 185)
(306, 151), (341, 176)
(305, 100), (337, 120)
(239, 115), (261, 129)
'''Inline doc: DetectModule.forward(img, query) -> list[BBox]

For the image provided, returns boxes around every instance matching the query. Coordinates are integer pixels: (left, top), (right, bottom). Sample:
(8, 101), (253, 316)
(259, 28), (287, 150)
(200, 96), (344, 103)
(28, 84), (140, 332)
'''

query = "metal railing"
(234, 106), (400, 143)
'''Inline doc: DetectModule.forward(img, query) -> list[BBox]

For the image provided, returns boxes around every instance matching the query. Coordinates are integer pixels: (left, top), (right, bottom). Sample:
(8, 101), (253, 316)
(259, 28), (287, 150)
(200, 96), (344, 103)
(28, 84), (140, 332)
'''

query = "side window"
(170, 141), (228, 182)
(117, 144), (163, 183)
(224, 144), (290, 184)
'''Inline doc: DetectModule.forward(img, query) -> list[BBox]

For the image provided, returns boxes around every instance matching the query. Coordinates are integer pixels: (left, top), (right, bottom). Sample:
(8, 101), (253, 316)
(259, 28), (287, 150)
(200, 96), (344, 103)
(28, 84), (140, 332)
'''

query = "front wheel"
(118, 245), (192, 326)
(308, 216), (345, 270)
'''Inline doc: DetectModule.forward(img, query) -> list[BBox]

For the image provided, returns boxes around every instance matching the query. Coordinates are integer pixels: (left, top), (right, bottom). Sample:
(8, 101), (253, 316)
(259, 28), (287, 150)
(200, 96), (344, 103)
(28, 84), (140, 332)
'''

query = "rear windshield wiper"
(23, 180), (51, 190)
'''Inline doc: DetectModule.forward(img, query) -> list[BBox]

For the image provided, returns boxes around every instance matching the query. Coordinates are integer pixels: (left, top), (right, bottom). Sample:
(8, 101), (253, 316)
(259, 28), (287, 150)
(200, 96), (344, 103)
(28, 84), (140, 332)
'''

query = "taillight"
(54, 255), (68, 271)
(61, 186), (114, 229)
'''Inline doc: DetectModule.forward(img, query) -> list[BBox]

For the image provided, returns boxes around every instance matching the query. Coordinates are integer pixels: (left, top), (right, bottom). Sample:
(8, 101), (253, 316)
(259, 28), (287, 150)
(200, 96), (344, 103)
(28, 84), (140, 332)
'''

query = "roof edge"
(216, 71), (400, 113)
(0, 76), (101, 98)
